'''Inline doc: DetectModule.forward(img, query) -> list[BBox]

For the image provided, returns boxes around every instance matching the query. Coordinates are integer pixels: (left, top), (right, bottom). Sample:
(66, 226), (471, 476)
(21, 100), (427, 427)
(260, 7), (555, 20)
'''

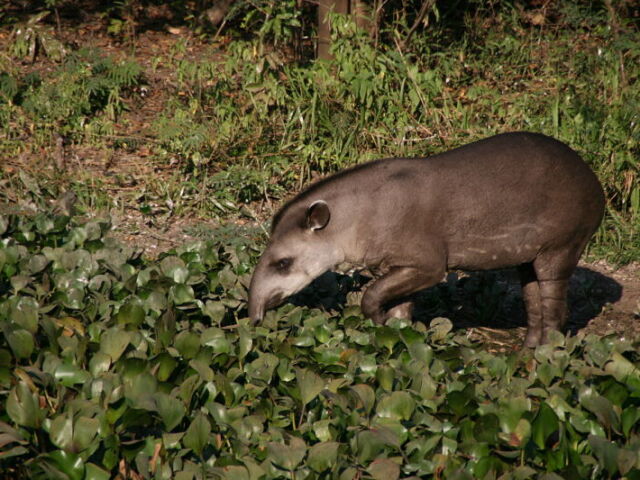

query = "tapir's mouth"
(265, 292), (285, 310)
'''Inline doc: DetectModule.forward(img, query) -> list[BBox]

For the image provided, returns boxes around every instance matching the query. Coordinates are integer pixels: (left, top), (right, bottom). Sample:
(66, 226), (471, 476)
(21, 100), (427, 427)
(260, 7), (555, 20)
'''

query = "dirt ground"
(2, 13), (639, 351)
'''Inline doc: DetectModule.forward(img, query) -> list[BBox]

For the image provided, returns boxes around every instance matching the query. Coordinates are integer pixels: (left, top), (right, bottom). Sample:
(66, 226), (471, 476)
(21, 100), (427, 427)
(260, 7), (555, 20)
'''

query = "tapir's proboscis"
(248, 132), (605, 347)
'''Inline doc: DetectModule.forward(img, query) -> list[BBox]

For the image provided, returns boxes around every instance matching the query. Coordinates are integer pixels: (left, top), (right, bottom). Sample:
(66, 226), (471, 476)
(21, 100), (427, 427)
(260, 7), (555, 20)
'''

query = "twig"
(402, 0), (434, 50)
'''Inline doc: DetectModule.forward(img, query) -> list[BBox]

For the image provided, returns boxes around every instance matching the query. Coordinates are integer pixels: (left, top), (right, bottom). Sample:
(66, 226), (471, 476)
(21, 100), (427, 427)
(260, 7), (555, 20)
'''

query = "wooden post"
(317, 0), (349, 60)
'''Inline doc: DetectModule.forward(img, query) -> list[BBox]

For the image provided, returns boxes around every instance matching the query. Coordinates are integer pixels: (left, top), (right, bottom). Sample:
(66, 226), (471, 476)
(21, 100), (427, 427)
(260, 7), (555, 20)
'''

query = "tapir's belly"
(447, 239), (540, 270)
(445, 225), (550, 271)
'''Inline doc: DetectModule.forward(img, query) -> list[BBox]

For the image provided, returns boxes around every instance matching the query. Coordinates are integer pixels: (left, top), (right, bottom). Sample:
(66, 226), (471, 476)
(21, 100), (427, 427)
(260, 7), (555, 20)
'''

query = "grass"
(0, 1), (639, 265)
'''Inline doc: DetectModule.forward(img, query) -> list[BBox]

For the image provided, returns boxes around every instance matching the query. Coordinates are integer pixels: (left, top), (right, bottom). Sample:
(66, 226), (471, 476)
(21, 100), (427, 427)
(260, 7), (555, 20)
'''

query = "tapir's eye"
(272, 257), (293, 272)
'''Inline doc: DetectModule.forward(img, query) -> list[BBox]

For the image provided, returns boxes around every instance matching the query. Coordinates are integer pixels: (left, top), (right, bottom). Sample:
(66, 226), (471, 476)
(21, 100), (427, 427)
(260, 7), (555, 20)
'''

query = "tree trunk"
(317, 0), (349, 60)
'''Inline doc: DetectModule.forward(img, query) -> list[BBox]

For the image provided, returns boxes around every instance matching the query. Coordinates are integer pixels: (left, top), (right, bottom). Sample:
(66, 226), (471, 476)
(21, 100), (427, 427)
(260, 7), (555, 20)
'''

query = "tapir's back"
(314, 132), (604, 270)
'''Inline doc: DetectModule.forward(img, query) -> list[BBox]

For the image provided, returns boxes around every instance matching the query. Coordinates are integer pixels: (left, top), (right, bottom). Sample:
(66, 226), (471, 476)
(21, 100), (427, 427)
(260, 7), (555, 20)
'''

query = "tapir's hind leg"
(361, 266), (445, 325)
(530, 249), (578, 346)
(518, 263), (544, 348)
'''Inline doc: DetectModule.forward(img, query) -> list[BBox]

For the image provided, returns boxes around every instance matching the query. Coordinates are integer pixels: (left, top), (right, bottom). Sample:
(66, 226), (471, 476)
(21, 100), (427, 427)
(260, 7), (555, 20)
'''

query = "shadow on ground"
(290, 266), (623, 348)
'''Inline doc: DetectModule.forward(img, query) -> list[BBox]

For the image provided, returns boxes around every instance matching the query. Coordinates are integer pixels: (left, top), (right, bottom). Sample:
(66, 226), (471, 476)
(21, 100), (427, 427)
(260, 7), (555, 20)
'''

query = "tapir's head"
(248, 199), (344, 323)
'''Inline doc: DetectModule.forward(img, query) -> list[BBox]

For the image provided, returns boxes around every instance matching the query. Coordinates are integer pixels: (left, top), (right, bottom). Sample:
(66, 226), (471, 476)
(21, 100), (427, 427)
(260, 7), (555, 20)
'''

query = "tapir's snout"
(248, 287), (285, 323)
(247, 258), (288, 323)
(247, 293), (264, 324)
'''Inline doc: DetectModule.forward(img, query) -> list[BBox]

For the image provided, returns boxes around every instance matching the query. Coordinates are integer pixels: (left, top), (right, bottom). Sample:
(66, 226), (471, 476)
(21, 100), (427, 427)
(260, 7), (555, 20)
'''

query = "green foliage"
(1, 209), (639, 478)
(147, 4), (640, 261)
(0, 47), (142, 150)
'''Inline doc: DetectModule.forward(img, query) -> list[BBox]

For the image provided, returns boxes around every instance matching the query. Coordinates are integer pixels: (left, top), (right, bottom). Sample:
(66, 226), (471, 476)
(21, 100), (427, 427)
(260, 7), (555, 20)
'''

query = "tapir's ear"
(306, 200), (331, 231)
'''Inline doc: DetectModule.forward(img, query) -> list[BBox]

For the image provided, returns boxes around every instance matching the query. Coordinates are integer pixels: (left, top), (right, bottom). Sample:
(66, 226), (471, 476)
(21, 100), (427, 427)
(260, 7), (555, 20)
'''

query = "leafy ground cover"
(0, 209), (639, 479)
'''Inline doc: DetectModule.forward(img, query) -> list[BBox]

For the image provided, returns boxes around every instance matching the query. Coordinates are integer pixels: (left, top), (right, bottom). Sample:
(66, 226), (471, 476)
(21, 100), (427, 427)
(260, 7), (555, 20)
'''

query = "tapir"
(248, 132), (605, 346)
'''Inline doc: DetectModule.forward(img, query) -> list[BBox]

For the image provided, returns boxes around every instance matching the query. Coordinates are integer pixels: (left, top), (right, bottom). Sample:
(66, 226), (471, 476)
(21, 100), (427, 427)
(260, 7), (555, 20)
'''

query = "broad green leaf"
(174, 331), (201, 359)
(588, 435), (619, 476)
(368, 458), (400, 480)
(12, 296), (39, 332)
(246, 353), (279, 384)
(376, 365), (395, 391)
(46, 450), (84, 480)
(351, 384), (376, 414)
(203, 300), (226, 323)
(7, 383), (43, 428)
(5, 328), (34, 359)
(54, 363), (91, 387)
(160, 256), (189, 283)
(308, 441), (339, 472)
(73, 416), (100, 452)
(266, 437), (306, 471)
(238, 326), (253, 361)
(171, 283), (195, 304)
(295, 367), (325, 405)
(377, 391), (415, 421)
(116, 301), (145, 328)
(85, 463), (111, 480)
(99, 328), (132, 362)
(183, 412), (211, 457)
(429, 317), (452, 340)
(49, 414), (73, 450)
(155, 393), (186, 431)
(532, 402), (559, 449)
(375, 326), (399, 352)
(605, 352), (639, 382)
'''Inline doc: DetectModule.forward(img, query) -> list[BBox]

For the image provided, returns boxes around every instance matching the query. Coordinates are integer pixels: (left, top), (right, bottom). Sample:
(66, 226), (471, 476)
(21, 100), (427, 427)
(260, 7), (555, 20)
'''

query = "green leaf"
(183, 412), (211, 457)
(499, 397), (531, 433)
(7, 383), (43, 428)
(99, 328), (132, 362)
(356, 430), (390, 463)
(295, 368), (325, 405)
(238, 326), (253, 361)
(50, 414), (73, 450)
(351, 384), (376, 414)
(54, 364), (91, 387)
(377, 391), (415, 421)
(246, 353), (279, 384)
(203, 300), (226, 323)
(171, 283), (195, 304)
(46, 450), (84, 480)
(605, 352), (639, 382)
(73, 416), (100, 451)
(376, 365), (395, 391)
(160, 256), (189, 283)
(621, 407), (640, 437)
(531, 402), (559, 449)
(85, 463), (111, 480)
(5, 327), (34, 359)
(375, 326), (399, 352)
(429, 317), (452, 340)
(580, 391), (619, 432)
(308, 441), (339, 472)
(368, 458), (400, 480)
(155, 393), (186, 431)
(12, 296), (39, 332)
(116, 301), (145, 328)
(588, 435), (619, 476)
(174, 331), (201, 359)
(201, 328), (231, 354)
(267, 436), (307, 471)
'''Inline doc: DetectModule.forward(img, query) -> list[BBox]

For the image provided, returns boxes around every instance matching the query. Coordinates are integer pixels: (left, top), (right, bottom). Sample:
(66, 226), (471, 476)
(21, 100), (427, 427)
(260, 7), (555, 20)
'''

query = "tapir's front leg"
(361, 264), (445, 324)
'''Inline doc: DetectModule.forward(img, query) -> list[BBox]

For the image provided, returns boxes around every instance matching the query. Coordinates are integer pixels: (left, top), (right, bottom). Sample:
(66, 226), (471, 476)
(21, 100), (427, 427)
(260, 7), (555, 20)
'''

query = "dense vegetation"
(0, 209), (639, 479)
(0, 1), (639, 478)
